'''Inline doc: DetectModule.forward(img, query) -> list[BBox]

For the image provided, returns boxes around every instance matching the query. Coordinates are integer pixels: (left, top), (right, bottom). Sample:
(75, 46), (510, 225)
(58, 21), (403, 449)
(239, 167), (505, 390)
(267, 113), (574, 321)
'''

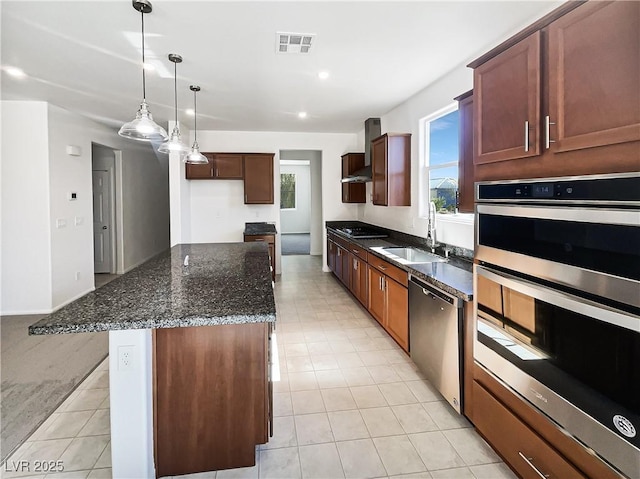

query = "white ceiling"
(1, 1), (562, 134)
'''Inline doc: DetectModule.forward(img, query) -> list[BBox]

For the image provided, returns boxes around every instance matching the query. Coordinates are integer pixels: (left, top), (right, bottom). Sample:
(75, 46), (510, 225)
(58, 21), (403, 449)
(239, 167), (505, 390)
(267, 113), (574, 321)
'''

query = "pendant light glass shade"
(159, 54), (189, 155)
(184, 85), (208, 164)
(119, 0), (168, 143)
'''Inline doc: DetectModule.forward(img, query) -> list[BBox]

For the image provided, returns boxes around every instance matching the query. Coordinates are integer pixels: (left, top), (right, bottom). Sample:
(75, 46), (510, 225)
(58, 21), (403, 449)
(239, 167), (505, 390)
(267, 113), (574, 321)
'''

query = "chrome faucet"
(426, 201), (437, 252)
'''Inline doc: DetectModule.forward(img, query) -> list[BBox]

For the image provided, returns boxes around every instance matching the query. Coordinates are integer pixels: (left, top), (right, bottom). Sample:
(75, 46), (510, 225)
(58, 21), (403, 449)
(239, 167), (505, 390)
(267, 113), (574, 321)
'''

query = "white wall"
(309, 155), (323, 256)
(1, 101), (171, 314)
(357, 63), (475, 250)
(174, 131), (357, 272)
(280, 163), (311, 234)
(1, 102), (53, 313)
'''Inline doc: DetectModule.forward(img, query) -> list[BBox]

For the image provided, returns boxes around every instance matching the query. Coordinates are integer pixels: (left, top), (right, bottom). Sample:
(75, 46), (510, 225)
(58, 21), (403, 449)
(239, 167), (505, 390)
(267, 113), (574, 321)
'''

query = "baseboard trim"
(0, 308), (54, 316)
(52, 287), (95, 312)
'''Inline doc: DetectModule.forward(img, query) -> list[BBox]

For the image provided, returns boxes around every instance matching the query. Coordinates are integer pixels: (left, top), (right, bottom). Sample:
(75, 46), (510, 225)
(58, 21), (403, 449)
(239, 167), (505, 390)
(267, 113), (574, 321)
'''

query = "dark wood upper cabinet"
(455, 90), (475, 213)
(341, 153), (366, 203)
(244, 154), (274, 204)
(185, 153), (243, 179)
(213, 153), (244, 179)
(546, 1), (640, 154)
(474, 31), (541, 165)
(372, 133), (411, 207)
(185, 153), (215, 179)
(471, 1), (639, 181)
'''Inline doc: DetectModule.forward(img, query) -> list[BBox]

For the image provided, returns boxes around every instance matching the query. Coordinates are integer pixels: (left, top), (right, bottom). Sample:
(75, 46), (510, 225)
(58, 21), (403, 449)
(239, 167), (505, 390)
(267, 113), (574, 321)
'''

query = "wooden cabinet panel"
(368, 254), (408, 288)
(472, 2), (639, 182)
(340, 246), (351, 287)
(342, 153), (366, 203)
(385, 277), (408, 351)
(456, 91), (475, 213)
(474, 381), (586, 479)
(327, 238), (336, 272)
(214, 154), (244, 179)
(367, 266), (385, 326)
(372, 134), (411, 206)
(372, 138), (388, 206)
(350, 254), (368, 307)
(547, 1), (640, 154)
(154, 323), (268, 476)
(474, 31), (541, 165)
(185, 153), (215, 179)
(244, 154), (274, 204)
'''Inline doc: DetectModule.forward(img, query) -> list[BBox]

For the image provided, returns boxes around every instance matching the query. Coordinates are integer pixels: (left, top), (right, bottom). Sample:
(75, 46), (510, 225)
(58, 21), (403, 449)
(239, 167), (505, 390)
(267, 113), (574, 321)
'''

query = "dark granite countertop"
(326, 224), (473, 301)
(29, 243), (276, 335)
(244, 222), (278, 235)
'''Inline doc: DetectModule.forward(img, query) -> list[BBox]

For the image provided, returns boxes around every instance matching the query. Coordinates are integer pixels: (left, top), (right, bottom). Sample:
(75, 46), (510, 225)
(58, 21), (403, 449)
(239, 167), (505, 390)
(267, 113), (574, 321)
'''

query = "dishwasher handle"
(410, 275), (458, 307)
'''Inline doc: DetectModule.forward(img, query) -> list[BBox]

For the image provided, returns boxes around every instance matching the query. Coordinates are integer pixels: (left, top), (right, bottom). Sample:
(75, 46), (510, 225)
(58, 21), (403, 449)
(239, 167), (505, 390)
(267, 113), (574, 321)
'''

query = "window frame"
(279, 172), (297, 211)
(419, 103), (474, 225)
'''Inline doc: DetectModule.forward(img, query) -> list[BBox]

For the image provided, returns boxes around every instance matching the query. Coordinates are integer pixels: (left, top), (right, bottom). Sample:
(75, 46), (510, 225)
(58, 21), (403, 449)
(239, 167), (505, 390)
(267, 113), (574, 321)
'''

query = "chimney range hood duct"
(341, 117), (381, 183)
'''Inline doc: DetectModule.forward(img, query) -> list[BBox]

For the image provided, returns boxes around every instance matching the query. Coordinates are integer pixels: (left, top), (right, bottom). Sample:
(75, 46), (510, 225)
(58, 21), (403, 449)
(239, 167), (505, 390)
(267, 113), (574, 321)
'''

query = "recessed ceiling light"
(4, 66), (26, 78)
(185, 109), (195, 116)
(318, 71), (329, 80)
(298, 112), (307, 119)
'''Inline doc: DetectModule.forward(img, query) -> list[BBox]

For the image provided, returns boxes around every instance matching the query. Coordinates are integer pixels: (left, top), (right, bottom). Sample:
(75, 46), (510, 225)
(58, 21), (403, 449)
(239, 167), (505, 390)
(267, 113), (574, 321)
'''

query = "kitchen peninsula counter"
(29, 242), (276, 335)
(29, 243), (276, 479)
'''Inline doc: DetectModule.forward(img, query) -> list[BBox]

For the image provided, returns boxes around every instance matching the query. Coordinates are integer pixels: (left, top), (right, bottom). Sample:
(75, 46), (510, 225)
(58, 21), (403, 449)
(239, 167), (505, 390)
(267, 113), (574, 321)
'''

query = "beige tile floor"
(3, 255), (516, 479)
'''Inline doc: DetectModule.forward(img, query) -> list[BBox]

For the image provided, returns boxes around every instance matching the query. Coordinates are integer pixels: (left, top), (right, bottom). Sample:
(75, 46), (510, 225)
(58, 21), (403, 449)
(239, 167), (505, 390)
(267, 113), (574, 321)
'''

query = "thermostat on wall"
(68, 192), (78, 201)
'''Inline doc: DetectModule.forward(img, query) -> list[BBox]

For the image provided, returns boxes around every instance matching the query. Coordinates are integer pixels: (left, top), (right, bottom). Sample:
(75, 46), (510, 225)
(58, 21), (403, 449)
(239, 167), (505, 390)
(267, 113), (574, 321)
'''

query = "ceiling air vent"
(276, 32), (315, 54)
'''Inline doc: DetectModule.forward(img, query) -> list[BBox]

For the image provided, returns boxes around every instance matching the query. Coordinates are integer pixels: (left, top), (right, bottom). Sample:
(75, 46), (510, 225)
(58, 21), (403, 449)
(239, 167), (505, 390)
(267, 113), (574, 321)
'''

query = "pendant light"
(118, 0), (168, 142)
(158, 54), (189, 155)
(183, 85), (208, 164)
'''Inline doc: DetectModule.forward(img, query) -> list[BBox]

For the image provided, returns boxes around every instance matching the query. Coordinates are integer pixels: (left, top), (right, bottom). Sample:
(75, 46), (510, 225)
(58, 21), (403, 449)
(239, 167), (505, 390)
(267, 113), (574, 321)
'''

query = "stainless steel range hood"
(341, 117), (381, 183)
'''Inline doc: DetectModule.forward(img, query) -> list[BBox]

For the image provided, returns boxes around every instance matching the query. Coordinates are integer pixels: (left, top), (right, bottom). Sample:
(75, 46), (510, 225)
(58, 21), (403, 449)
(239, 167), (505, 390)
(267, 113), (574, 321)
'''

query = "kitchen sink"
(372, 246), (447, 264)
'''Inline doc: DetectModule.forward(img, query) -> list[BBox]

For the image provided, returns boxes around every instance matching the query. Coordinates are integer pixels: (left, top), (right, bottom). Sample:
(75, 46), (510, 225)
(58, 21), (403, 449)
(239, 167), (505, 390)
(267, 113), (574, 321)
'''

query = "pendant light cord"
(193, 89), (198, 142)
(174, 62), (178, 123)
(141, 9), (146, 101)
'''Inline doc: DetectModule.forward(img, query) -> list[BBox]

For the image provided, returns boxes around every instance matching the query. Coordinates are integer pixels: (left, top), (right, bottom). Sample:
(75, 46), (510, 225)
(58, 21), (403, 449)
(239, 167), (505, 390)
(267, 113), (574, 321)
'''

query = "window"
(425, 107), (459, 213)
(280, 173), (296, 209)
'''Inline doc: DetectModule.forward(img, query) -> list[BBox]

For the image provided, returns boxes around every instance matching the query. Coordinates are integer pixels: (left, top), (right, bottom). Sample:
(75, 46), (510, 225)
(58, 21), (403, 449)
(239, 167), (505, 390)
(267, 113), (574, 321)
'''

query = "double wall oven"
(473, 173), (639, 478)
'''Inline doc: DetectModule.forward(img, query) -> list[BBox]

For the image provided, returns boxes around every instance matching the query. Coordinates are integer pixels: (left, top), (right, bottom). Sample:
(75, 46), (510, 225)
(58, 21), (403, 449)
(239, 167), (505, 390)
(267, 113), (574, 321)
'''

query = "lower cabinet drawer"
(473, 381), (586, 479)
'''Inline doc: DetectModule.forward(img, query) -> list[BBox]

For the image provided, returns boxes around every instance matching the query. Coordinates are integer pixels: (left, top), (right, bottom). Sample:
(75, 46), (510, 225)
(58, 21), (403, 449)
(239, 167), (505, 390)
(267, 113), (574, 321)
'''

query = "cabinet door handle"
(353, 259), (358, 270)
(377, 265), (387, 271)
(337, 249), (341, 257)
(524, 121), (530, 152)
(545, 116), (556, 150)
(518, 452), (550, 479)
(352, 249), (359, 254)
(210, 167), (214, 177)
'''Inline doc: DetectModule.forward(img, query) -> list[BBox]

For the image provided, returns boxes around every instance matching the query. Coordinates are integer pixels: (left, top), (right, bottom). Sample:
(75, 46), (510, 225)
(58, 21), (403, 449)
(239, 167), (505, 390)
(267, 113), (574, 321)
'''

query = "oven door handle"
(476, 265), (639, 333)
(476, 203), (640, 227)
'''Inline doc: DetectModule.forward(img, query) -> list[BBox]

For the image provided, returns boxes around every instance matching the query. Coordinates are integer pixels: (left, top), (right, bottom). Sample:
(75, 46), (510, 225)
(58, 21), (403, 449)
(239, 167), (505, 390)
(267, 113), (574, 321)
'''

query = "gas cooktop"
(337, 227), (388, 239)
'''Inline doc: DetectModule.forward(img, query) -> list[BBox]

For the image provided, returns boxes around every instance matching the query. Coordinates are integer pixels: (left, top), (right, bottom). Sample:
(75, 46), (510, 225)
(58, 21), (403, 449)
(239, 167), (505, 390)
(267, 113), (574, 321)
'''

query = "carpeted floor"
(0, 275), (118, 462)
(281, 233), (311, 255)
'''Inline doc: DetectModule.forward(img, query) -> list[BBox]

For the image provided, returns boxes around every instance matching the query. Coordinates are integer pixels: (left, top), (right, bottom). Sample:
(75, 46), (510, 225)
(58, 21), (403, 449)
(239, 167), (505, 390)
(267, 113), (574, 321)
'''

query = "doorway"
(278, 150), (323, 257)
(91, 144), (118, 281)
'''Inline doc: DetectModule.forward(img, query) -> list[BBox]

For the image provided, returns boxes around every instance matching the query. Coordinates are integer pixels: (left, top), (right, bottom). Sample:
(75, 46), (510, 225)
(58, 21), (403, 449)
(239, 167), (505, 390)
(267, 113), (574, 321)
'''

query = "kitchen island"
(29, 243), (276, 478)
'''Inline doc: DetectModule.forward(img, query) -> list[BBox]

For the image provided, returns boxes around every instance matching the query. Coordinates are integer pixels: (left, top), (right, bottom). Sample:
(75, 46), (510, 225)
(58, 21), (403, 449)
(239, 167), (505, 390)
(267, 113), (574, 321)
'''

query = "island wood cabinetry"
(185, 153), (243, 179)
(471, 1), (640, 181)
(371, 133), (411, 206)
(342, 153), (366, 203)
(154, 322), (272, 477)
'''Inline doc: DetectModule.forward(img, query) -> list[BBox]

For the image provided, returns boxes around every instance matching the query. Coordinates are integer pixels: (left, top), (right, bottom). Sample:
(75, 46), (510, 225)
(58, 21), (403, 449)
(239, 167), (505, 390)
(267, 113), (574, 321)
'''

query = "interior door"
(93, 170), (112, 273)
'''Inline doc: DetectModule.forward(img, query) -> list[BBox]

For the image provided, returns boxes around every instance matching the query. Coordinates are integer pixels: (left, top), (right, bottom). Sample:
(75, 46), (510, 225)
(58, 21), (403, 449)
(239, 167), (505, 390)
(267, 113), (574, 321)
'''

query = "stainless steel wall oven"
(473, 173), (639, 478)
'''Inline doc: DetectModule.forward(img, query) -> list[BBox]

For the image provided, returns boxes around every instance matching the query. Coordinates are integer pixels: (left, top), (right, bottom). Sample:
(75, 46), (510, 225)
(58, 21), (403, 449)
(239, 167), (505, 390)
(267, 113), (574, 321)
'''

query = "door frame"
(91, 143), (120, 275)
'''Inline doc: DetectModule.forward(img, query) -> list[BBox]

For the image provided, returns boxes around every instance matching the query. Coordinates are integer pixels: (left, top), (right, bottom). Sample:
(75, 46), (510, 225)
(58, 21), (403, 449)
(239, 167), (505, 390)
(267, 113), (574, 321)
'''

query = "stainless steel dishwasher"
(409, 275), (463, 413)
